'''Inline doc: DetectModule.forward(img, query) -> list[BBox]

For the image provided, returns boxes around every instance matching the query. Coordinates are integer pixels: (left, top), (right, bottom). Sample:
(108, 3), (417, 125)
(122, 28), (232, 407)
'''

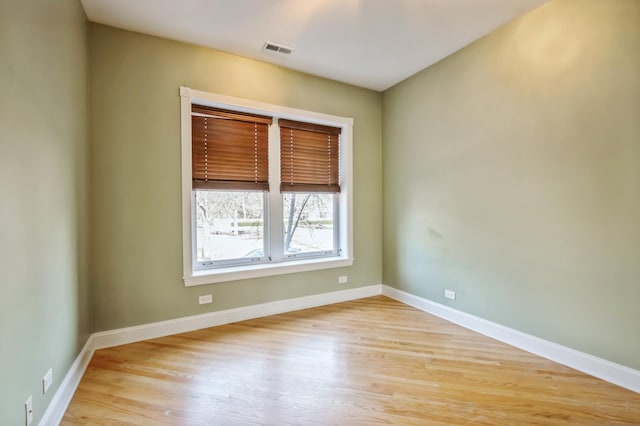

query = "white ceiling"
(81, 0), (548, 91)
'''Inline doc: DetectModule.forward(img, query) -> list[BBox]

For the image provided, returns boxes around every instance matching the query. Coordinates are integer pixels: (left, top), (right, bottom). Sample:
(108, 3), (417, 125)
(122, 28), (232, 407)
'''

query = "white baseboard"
(93, 284), (382, 349)
(38, 336), (95, 426)
(382, 285), (640, 393)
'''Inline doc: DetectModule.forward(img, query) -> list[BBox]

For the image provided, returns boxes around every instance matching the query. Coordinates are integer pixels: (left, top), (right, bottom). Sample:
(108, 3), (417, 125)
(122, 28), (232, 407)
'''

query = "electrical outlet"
(338, 276), (348, 284)
(198, 294), (213, 304)
(25, 395), (33, 426)
(444, 289), (456, 300)
(43, 368), (53, 394)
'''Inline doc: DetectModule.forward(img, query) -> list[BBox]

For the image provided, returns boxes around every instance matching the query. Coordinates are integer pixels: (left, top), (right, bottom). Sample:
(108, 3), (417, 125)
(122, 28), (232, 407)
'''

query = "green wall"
(0, 0), (91, 424)
(89, 24), (383, 331)
(383, 0), (640, 370)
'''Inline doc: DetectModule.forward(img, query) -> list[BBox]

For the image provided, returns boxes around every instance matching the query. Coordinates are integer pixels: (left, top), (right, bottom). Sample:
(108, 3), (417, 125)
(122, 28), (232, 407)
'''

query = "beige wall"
(89, 24), (383, 331)
(383, 0), (640, 369)
(0, 0), (90, 424)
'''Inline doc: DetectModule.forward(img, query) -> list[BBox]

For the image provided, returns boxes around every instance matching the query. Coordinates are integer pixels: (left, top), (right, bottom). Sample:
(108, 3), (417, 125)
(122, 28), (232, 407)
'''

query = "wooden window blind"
(191, 105), (272, 191)
(279, 119), (341, 193)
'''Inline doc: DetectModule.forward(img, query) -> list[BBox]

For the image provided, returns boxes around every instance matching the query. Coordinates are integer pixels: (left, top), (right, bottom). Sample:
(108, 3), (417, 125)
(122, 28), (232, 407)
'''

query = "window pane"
(195, 191), (265, 263)
(283, 193), (335, 255)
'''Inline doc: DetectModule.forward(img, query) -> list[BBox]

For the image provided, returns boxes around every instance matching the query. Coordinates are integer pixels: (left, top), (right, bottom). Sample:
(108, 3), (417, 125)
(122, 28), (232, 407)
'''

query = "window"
(279, 119), (341, 260)
(180, 87), (353, 286)
(191, 105), (270, 268)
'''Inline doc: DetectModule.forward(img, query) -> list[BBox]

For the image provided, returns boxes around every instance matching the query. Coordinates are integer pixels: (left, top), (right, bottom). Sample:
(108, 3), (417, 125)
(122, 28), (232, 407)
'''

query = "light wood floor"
(62, 296), (640, 425)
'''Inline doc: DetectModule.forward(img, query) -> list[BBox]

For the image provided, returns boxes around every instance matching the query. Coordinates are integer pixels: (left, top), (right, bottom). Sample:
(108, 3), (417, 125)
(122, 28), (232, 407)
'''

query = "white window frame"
(180, 87), (354, 286)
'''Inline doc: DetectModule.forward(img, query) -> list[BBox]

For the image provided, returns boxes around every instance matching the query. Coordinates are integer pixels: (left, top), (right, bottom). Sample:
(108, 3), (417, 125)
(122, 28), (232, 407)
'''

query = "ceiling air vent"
(263, 41), (293, 55)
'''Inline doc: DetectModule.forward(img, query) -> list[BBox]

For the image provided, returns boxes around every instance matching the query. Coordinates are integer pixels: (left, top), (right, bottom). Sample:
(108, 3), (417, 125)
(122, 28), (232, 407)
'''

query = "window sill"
(184, 256), (354, 286)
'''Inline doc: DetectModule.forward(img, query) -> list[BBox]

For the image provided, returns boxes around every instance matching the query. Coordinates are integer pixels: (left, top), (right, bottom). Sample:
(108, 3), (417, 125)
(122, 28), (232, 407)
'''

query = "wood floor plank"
(62, 296), (640, 425)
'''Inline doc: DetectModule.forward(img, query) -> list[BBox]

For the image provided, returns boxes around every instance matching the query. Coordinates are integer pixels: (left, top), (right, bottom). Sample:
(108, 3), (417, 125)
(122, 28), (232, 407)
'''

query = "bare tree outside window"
(283, 193), (335, 254)
(194, 191), (335, 262)
(195, 191), (265, 261)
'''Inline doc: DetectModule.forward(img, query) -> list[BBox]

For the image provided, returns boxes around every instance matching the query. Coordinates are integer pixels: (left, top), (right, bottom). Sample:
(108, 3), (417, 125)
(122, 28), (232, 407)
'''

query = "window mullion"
(191, 191), (198, 270)
(333, 194), (340, 255)
(268, 121), (283, 261)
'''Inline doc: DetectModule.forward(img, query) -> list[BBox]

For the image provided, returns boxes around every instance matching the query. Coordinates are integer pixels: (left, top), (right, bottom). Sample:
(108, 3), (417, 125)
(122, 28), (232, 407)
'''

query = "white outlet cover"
(338, 276), (348, 284)
(43, 368), (53, 394)
(25, 395), (33, 426)
(199, 294), (213, 304)
(444, 289), (456, 300)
